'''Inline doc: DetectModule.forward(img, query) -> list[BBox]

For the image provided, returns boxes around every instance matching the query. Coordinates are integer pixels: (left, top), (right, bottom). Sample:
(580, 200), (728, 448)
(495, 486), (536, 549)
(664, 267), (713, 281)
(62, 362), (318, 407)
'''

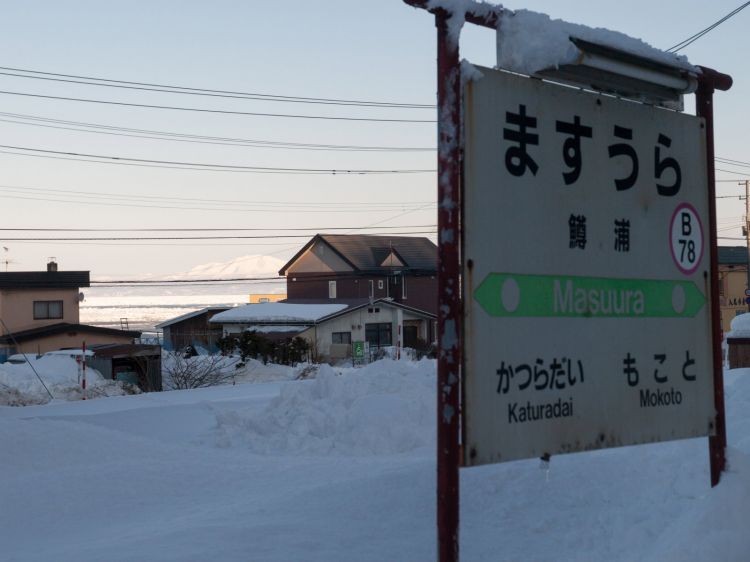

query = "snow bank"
(728, 312), (750, 338)
(213, 359), (436, 456)
(496, 9), (695, 76)
(0, 355), (135, 405)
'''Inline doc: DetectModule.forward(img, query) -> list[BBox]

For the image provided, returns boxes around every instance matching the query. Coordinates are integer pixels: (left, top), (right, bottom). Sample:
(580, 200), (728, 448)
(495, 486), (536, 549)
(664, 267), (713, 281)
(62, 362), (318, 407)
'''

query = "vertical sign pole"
(744, 179), (750, 311)
(435, 9), (461, 562)
(696, 67), (731, 486)
(81, 340), (87, 401)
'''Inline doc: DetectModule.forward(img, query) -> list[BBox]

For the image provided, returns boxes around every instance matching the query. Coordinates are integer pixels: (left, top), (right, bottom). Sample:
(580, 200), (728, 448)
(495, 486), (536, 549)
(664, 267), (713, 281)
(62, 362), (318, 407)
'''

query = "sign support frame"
(696, 66), (733, 487)
(405, 1), (732, 559)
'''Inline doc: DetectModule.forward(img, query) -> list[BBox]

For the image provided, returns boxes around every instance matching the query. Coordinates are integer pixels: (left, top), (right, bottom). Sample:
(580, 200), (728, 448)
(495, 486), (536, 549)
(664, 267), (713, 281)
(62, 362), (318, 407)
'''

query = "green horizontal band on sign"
(473, 273), (706, 318)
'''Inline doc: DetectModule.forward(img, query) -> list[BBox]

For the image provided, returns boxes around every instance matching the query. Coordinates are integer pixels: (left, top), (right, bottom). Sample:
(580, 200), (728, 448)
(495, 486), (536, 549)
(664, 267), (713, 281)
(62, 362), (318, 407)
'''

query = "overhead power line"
(0, 225), (436, 232)
(0, 183), (437, 214)
(0, 65), (435, 109)
(667, 1), (750, 52)
(0, 111), (435, 152)
(0, 231), (436, 241)
(716, 168), (750, 177)
(0, 144), (435, 174)
(90, 270), (437, 286)
(0, 89), (436, 123)
(716, 157), (750, 168)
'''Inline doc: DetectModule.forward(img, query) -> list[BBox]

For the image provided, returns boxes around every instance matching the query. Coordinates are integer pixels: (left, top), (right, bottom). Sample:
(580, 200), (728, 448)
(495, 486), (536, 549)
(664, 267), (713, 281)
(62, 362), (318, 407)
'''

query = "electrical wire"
(0, 65), (435, 109)
(667, 2), (750, 52)
(0, 144), (435, 174)
(90, 269), (437, 286)
(0, 231), (436, 241)
(0, 186), (436, 214)
(0, 225), (435, 232)
(0, 89), (436, 123)
(0, 111), (435, 152)
(716, 168), (750, 177)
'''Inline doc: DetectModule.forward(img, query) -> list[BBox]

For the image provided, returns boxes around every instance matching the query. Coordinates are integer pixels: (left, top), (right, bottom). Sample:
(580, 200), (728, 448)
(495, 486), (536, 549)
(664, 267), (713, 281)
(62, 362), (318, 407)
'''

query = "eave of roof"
(0, 323), (141, 344)
(154, 306), (231, 329)
(0, 271), (90, 290)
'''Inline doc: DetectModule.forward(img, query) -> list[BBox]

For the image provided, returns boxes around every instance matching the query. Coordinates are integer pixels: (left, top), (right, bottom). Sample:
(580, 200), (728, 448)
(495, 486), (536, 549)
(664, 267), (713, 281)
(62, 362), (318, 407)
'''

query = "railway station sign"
(462, 67), (715, 466)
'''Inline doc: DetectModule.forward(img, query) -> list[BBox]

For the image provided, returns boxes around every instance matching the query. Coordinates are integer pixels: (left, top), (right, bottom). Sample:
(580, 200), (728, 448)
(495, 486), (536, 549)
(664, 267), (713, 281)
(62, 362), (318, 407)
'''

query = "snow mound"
(0, 355), (136, 405)
(728, 313), (750, 338)
(213, 359), (436, 456)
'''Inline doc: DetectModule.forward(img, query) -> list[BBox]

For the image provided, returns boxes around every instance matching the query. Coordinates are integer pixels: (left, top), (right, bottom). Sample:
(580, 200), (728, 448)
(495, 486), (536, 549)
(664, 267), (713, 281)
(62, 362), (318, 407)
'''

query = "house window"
(259, 297), (270, 303)
(402, 277), (407, 299)
(378, 280), (384, 290)
(369, 280), (374, 299)
(329, 280), (337, 299)
(365, 322), (392, 348)
(33, 300), (63, 320)
(332, 332), (351, 344)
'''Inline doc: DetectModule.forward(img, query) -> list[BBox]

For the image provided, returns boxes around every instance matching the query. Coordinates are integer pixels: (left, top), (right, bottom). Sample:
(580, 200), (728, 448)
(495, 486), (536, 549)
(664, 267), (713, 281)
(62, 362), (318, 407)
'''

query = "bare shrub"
(163, 352), (238, 390)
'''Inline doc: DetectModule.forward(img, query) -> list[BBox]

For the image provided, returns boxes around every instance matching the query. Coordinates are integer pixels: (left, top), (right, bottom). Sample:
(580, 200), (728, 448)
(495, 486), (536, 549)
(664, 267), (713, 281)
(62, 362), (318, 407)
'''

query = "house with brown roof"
(0, 261), (140, 360)
(278, 234), (438, 314)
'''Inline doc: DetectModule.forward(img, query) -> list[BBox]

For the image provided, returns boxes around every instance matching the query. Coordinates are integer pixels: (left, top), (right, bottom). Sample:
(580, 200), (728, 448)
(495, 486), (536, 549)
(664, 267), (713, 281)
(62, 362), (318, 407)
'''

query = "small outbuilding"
(86, 343), (163, 392)
(155, 306), (230, 352)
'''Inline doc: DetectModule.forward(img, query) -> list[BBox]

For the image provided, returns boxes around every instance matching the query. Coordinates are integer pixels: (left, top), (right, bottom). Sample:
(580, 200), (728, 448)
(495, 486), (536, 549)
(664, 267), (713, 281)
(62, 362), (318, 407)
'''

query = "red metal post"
(696, 66), (732, 487)
(435, 10), (462, 561)
(403, 3), (499, 558)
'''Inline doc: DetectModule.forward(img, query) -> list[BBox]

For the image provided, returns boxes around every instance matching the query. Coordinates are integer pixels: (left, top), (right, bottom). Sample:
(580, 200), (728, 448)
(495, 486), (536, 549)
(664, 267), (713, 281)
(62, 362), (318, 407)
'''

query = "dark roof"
(85, 343), (161, 358)
(279, 234), (437, 275)
(154, 306), (231, 329)
(0, 271), (89, 290)
(718, 246), (748, 266)
(0, 323), (140, 344)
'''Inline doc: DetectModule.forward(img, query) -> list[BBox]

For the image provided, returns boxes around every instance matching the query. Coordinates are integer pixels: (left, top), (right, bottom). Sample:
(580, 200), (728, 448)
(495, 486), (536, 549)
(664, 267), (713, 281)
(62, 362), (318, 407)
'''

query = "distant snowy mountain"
(180, 254), (286, 280)
(83, 255), (288, 330)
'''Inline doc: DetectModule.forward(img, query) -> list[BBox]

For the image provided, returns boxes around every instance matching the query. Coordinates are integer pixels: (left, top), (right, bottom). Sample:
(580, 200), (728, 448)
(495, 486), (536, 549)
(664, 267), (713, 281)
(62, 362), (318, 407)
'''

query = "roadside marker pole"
(82, 340), (87, 400)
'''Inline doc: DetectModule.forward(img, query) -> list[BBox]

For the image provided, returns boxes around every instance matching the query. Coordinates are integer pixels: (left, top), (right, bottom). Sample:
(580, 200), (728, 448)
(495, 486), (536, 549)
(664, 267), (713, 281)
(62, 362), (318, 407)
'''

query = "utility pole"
(744, 180), (750, 311)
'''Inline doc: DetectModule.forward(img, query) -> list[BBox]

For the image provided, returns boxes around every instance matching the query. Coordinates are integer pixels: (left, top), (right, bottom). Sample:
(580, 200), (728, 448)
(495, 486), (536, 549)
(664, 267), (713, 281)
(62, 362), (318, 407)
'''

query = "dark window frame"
(33, 300), (63, 320)
(332, 331), (352, 344)
(365, 322), (392, 348)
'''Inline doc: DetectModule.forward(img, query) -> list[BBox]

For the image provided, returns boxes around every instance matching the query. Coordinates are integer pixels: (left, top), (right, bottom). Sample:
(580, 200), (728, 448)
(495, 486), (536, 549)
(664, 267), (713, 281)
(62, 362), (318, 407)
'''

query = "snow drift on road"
(213, 359), (435, 456)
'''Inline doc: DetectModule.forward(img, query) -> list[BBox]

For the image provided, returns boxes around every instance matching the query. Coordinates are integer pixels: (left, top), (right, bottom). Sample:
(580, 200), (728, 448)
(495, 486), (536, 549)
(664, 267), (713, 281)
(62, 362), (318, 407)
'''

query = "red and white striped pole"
(81, 341), (87, 400)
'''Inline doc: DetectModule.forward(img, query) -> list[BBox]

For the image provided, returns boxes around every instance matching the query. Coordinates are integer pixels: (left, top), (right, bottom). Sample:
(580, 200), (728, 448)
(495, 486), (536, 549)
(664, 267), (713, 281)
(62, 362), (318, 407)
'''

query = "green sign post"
(352, 341), (365, 362)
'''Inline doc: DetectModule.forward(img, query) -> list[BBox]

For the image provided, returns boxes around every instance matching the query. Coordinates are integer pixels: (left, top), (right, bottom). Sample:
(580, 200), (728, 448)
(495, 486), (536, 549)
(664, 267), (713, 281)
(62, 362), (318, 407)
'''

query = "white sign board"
(463, 67), (715, 466)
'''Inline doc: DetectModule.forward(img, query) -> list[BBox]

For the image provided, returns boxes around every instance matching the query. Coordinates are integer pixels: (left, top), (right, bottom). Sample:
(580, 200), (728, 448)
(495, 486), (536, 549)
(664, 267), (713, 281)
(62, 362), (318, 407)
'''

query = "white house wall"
(312, 305), (430, 359)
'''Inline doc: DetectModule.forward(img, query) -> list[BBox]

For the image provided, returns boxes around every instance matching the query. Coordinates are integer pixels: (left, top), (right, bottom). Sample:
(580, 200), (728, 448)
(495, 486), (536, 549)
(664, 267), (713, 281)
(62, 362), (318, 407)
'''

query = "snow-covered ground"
(1, 360), (748, 561)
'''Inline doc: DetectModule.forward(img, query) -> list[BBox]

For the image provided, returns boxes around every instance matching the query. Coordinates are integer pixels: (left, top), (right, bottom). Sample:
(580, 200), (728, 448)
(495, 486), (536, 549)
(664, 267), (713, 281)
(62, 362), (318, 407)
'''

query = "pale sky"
(0, 1), (746, 278)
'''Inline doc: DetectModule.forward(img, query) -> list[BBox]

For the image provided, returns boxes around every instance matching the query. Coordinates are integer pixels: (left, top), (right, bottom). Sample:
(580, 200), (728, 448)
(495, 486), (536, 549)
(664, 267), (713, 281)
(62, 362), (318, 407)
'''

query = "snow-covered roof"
(155, 306), (231, 329)
(210, 303), (348, 324)
(495, 8), (696, 76)
(246, 325), (307, 334)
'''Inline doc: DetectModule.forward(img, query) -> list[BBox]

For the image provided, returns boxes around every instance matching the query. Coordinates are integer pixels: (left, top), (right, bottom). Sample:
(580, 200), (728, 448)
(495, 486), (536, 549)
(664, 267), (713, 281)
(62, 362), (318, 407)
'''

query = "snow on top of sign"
(426, 0), (506, 43)
(210, 303), (348, 324)
(728, 312), (750, 338)
(496, 9), (697, 75)
(461, 59), (484, 83)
